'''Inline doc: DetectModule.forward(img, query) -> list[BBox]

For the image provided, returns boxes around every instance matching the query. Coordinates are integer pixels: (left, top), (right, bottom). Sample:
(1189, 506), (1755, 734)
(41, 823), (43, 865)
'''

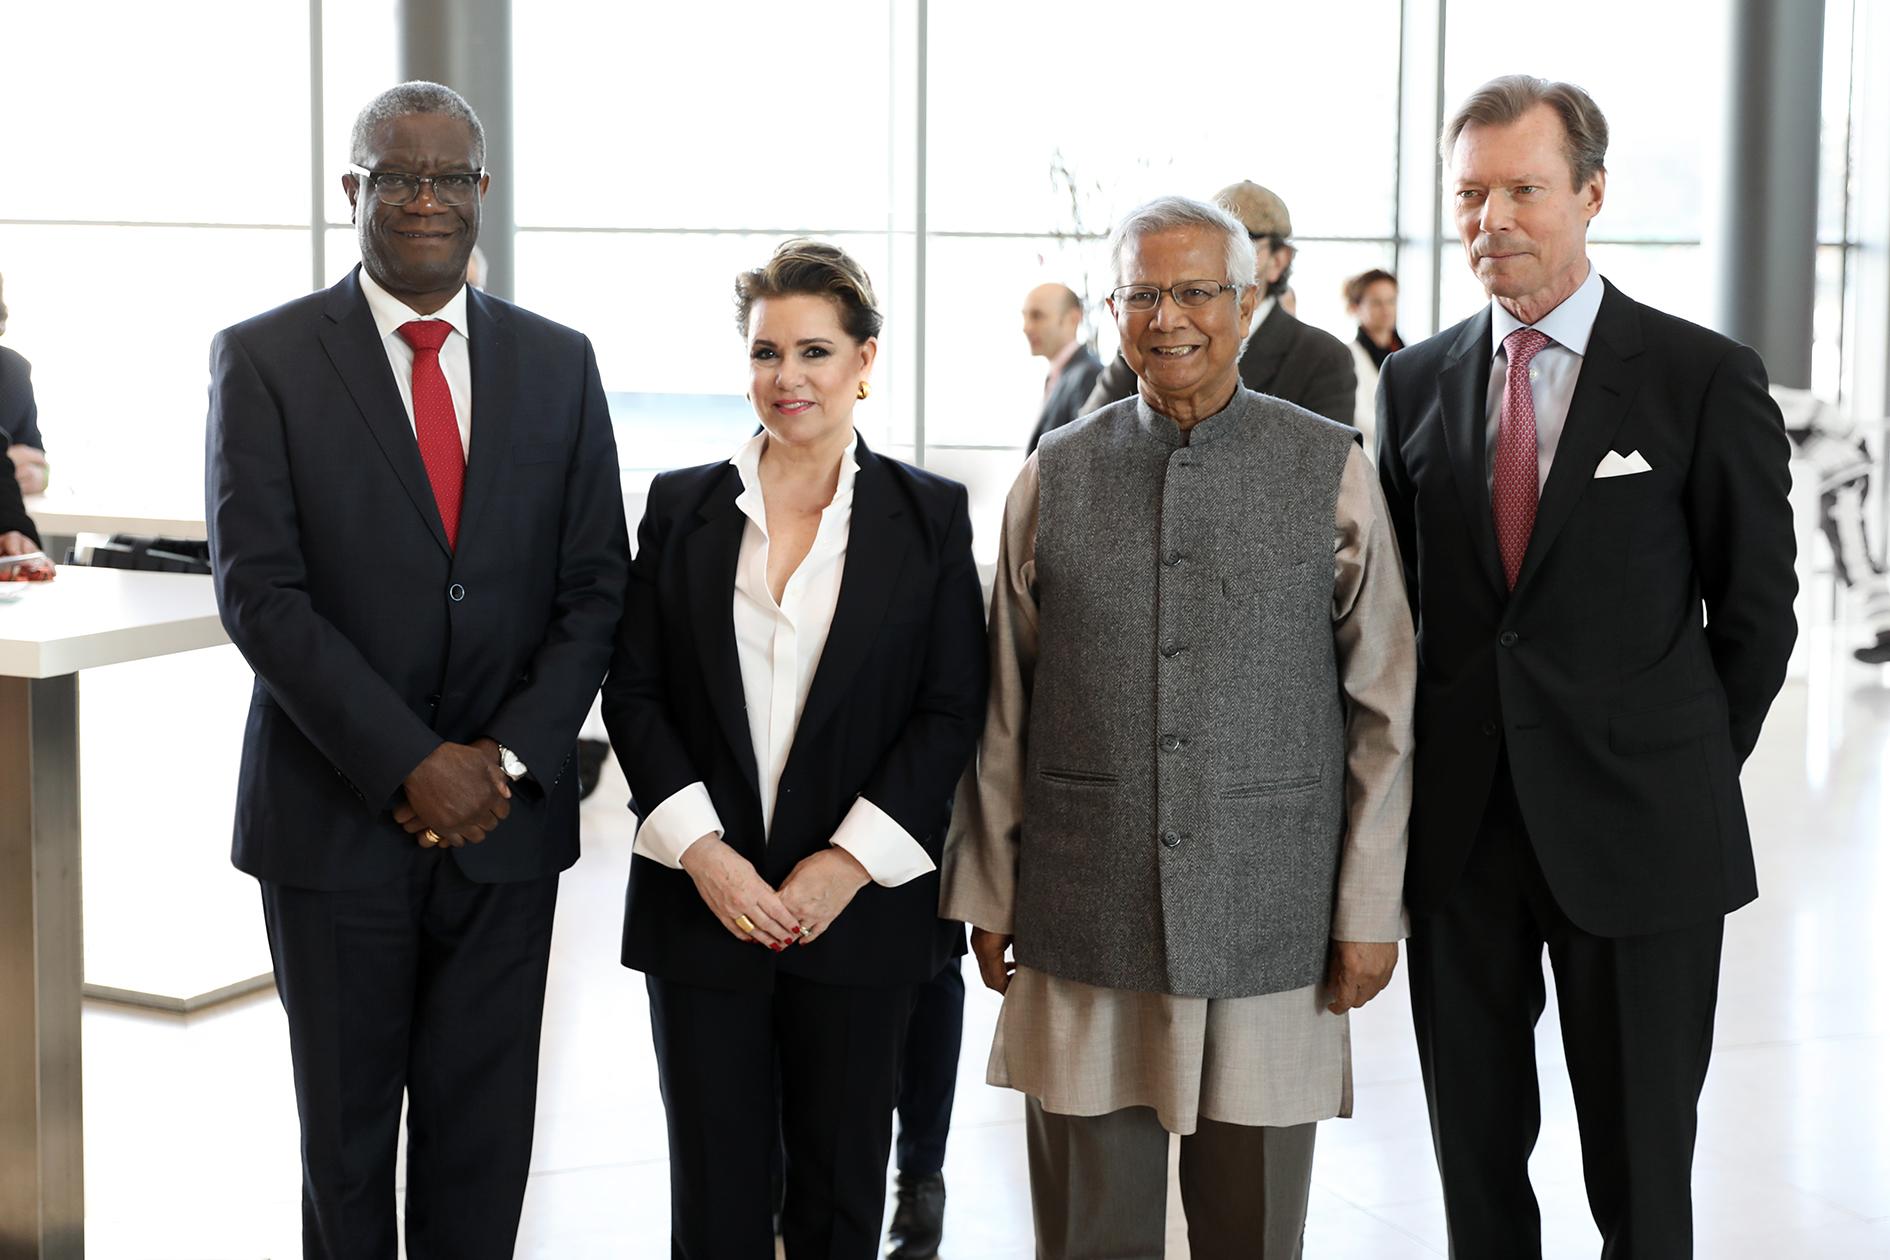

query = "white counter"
(0, 567), (226, 677)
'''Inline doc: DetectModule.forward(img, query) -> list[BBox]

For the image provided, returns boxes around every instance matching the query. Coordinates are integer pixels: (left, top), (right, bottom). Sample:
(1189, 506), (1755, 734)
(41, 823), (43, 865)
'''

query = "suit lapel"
(1512, 283), (1644, 592)
(456, 289), (518, 554)
(317, 269), (452, 556)
(1238, 303), (1290, 392)
(1437, 307), (1506, 596)
(685, 467), (763, 805)
(786, 439), (910, 766)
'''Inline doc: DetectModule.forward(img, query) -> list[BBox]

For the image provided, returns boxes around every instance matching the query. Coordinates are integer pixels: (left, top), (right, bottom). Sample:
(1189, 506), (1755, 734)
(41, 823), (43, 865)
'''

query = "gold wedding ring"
(735, 914), (757, 935)
(422, 829), (442, 847)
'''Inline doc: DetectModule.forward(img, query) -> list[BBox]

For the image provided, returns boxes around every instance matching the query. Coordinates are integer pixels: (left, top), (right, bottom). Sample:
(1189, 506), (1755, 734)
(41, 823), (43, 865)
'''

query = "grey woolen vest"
(1016, 387), (1357, 998)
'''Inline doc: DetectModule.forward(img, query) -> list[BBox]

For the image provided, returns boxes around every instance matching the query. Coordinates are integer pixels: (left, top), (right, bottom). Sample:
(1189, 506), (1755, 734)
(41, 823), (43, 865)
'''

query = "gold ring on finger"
(422, 829), (441, 847)
(735, 914), (757, 934)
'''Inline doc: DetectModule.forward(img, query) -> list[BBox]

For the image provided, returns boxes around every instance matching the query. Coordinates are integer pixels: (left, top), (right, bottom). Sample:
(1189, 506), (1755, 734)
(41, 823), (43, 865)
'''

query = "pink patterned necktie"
(398, 320), (464, 549)
(1492, 328), (1552, 589)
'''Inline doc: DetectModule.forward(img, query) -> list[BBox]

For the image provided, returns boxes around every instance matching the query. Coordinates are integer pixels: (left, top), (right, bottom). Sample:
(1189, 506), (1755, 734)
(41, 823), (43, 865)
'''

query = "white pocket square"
(1594, 449), (1653, 478)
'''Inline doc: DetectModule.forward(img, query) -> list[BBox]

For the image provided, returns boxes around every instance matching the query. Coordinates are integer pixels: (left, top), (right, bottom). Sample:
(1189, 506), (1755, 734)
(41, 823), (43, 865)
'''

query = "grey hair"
(349, 81), (486, 168)
(1108, 196), (1257, 291)
(1441, 75), (1608, 188)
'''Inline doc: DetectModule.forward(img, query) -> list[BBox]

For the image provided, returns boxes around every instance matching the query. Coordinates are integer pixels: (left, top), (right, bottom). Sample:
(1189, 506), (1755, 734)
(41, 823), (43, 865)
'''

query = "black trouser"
(260, 850), (560, 1260)
(894, 955), (965, 1175)
(648, 971), (915, 1259)
(1408, 762), (1725, 1259)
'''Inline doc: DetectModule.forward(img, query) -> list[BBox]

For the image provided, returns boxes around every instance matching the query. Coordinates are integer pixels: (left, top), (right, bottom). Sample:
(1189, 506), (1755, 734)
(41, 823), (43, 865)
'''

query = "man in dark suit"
(1082, 181), (1356, 424)
(1, 274), (51, 494)
(1, 450), (47, 572)
(1376, 76), (1796, 1257)
(206, 81), (627, 1259)
(1023, 282), (1103, 453)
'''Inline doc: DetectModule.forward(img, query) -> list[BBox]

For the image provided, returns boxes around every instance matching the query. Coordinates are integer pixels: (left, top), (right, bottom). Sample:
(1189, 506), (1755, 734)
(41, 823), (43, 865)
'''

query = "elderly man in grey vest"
(941, 196), (1415, 1258)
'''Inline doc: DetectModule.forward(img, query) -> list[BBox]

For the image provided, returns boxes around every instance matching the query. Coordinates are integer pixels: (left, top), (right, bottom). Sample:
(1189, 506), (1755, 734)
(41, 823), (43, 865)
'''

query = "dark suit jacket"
(1082, 302), (1358, 425)
(0, 345), (43, 453)
(207, 267), (629, 891)
(604, 438), (988, 991)
(0, 451), (35, 541)
(1027, 344), (1104, 453)
(1376, 280), (1797, 937)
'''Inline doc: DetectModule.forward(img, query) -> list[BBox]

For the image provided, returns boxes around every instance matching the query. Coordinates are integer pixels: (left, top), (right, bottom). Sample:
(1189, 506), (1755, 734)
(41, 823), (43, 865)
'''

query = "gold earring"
(857, 381), (870, 400)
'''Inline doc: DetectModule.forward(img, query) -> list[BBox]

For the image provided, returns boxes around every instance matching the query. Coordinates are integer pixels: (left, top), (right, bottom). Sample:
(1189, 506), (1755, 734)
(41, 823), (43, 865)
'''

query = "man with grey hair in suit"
(942, 195), (1415, 1257)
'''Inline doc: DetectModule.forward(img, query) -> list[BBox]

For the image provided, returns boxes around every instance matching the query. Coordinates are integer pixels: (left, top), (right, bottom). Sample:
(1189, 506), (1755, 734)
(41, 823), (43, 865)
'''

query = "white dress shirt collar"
(1241, 295), (1278, 352)
(729, 428), (861, 533)
(1489, 262), (1603, 359)
(357, 265), (471, 343)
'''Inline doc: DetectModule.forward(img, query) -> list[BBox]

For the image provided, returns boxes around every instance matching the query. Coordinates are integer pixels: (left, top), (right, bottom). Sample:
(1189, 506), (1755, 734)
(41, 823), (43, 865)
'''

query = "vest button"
(1499, 630), (1518, 647)
(1161, 644), (1185, 659)
(1161, 734), (1182, 752)
(1164, 552), (1185, 567)
(1160, 830), (1183, 849)
(449, 583), (467, 602)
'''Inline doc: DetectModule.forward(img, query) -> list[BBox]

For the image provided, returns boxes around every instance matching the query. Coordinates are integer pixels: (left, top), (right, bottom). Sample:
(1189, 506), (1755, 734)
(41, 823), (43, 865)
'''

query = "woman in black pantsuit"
(604, 239), (988, 1259)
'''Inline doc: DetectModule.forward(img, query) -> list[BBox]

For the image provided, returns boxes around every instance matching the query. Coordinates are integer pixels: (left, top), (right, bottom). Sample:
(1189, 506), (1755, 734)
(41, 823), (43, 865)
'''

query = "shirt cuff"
(633, 782), (723, 869)
(832, 797), (936, 887)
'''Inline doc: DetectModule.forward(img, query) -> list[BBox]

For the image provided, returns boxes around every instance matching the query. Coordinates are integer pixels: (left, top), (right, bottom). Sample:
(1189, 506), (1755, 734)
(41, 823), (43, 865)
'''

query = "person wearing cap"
(1082, 181), (1357, 426)
(944, 194), (1413, 1257)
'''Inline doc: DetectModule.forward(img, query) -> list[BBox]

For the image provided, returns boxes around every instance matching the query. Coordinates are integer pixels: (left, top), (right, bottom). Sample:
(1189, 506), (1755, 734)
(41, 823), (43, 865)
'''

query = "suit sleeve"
(852, 483), (989, 862)
(601, 477), (714, 826)
(482, 336), (629, 788)
(1374, 351), (1422, 616)
(1306, 334), (1361, 426)
(1686, 343), (1798, 763)
(1, 452), (36, 543)
(206, 328), (441, 810)
(1080, 354), (1137, 415)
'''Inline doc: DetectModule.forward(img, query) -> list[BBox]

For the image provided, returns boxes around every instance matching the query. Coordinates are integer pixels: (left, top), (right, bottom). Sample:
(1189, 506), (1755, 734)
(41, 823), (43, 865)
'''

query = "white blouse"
(630, 431), (935, 886)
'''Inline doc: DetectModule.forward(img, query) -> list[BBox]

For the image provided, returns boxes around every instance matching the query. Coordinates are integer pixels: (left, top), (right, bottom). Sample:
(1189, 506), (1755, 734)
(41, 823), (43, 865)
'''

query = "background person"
(1081, 181), (1357, 426)
(206, 81), (628, 1259)
(1376, 75), (1797, 1257)
(0, 273), (50, 495)
(604, 239), (987, 1259)
(1344, 267), (1403, 448)
(1022, 282), (1103, 454)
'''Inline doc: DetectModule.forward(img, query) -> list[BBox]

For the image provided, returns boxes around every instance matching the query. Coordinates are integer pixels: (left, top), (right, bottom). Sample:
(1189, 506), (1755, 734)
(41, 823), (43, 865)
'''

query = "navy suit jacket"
(604, 439), (988, 990)
(206, 267), (629, 890)
(1377, 280), (1797, 936)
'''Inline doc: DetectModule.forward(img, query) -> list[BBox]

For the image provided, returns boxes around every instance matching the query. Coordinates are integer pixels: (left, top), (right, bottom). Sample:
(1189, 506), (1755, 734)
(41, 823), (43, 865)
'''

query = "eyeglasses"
(1108, 280), (1242, 313)
(346, 165), (485, 207)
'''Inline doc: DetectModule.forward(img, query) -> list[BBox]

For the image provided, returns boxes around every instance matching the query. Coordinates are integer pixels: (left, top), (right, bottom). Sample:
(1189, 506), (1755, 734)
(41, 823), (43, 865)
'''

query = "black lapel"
(1436, 306), (1506, 596)
(1238, 303), (1290, 392)
(456, 288), (518, 554)
(684, 466), (763, 805)
(317, 268), (452, 556)
(785, 437), (910, 767)
(1511, 282), (1644, 592)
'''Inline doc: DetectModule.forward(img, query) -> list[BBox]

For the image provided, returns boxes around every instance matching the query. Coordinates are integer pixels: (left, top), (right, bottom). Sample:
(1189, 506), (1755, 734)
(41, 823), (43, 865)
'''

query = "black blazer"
(1027, 344), (1104, 453)
(1082, 302), (1358, 425)
(1376, 280), (1797, 937)
(604, 439), (988, 991)
(207, 268), (629, 891)
(0, 452), (34, 541)
(0, 344), (43, 453)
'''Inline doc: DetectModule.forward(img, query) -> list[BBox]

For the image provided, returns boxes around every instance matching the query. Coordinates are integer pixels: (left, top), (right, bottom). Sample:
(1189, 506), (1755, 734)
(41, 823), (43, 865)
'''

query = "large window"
(0, 1), (394, 493)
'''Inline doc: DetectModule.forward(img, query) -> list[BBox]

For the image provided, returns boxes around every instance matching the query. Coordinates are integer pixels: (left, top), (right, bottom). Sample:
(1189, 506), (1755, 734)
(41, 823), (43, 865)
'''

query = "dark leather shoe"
(886, 1170), (944, 1258)
(575, 737), (609, 800)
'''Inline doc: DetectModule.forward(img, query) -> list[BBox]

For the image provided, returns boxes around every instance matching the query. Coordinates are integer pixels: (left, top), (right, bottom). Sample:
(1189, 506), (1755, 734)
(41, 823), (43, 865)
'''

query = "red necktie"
(1492, 328), (1551, 589)
(398, 320), (464, 549)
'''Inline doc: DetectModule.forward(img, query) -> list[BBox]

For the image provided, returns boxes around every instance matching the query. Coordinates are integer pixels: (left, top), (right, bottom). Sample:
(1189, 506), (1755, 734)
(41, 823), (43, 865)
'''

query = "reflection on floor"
(81, 654), (1890, 1257)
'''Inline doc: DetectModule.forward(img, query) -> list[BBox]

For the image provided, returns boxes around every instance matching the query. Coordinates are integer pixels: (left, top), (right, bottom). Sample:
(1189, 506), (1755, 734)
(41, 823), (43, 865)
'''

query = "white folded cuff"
(633, 782), (723, 869)
(832, 796), (936, 887)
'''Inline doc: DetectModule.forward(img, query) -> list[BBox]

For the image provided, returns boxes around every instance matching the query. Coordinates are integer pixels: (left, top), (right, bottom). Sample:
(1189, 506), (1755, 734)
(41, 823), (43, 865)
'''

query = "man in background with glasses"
(1083, 181), (1357, 426)
(944, 195), (1413, 1257)
(206, 80), (627, 1260)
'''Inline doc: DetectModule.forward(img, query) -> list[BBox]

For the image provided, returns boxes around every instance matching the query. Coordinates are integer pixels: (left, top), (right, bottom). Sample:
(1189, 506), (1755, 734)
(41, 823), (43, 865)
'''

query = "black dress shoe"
(1856, 632), (1890, 665)
(886, 1170), (945, 1258)
(575, 737), (609, 800)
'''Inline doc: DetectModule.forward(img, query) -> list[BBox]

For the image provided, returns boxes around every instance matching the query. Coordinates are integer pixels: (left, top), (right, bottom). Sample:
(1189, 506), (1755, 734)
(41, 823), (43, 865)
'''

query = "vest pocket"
(1217, 772), (1322, 799)
(1037, 767), (1122, 788)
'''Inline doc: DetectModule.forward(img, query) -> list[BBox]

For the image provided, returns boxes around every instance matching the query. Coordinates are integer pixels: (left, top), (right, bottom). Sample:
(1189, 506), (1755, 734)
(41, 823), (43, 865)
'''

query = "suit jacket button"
(1481, 720), (1498, 737)
(449, 583), (466, 602)
(1499, 630), (1519, 647)
(1160, 829), (1183, 849)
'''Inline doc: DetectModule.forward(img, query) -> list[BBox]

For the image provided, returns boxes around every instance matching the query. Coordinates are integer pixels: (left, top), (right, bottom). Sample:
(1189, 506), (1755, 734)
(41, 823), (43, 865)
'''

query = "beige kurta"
(940, 441), (1415, 1135)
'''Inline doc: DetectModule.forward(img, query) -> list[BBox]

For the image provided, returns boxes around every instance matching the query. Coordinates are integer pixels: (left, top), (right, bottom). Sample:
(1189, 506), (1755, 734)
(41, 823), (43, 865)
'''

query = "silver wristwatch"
(496, 743), (527, 782)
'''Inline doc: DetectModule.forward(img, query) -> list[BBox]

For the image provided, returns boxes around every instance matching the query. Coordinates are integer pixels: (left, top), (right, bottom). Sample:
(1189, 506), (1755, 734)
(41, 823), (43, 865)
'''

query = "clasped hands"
(678, 834), (870, 952)
(394, 737), (512, 847)
(971, 928), (1399, 1015)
